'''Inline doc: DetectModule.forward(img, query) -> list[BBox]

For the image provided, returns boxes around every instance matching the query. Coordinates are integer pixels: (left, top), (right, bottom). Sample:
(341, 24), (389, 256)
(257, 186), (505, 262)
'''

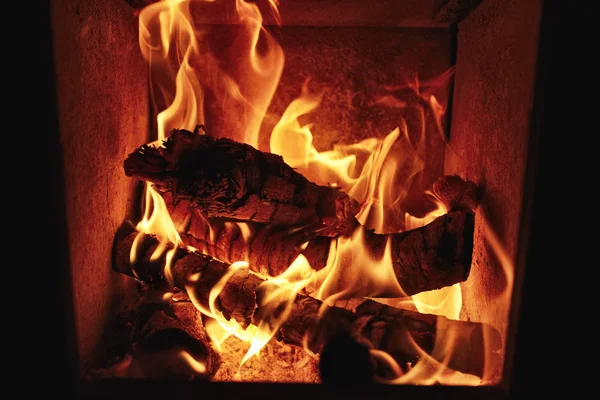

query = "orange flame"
(268, 71), (489, 385)
(242, 254), (315, 364)
(132, 0), (510, 386)
(139, 0), (284, 147)
(130, 183), (182, 286)
(185, 256), (314, 366)
(139, 0), (203, 141)
(315, 227), (405, 304)
(270, 84), (433, 234)
(133, 0), (285, 288)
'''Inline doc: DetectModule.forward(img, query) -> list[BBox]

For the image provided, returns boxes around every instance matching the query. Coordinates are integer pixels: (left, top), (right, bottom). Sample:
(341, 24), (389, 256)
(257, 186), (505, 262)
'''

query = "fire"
(139, 0), (283, 147)
(315, 227), (405, 304)
(130, 183), (182, 286)
(270, 84), (435, 234)
(242, 254), (315, 364)
(130, 0), (510, 386)
(135, 0), (287, 364)
(185, 256), (315, 365)
(268, 67), (478, 384)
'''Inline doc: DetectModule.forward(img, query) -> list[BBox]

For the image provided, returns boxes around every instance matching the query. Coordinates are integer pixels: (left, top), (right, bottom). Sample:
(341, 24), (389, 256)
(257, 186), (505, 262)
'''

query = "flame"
(412, 284), (462, 321)
(178, 350), (207, 374)
(271, 83), (454, 307)
(244, 254), (315, 364)
(185, 256), (314, 366)
(130, 183), (182, 286)
(270, 85), (431, 234)
(139, 0), (203, 141)
(133, 0), (285, 292)
(315, 227), (405, 304)
(139, 0), (284, 147)
(267, 71), (501, 385)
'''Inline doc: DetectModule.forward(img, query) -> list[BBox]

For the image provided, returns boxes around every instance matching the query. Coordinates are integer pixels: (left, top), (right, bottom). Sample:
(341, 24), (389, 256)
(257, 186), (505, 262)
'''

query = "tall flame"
(139, 0), (284, 147)
(133, 0), (286, 367)
(185, 256), (315, 365)
(130, 183), (182, 286)
(242, 254), (315, 364)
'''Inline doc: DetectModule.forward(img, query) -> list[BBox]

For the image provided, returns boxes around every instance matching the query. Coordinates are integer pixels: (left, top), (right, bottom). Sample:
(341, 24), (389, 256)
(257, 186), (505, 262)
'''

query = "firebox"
(47, 0), (551, 397)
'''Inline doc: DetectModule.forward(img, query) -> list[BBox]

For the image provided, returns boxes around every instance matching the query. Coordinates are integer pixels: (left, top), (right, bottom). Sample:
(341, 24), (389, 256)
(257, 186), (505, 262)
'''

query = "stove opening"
(49, 0), (546, 392)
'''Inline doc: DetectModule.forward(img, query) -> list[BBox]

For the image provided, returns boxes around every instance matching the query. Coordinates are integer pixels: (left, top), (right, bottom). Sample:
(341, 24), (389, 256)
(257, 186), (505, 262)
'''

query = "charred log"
(113, 223), (499, 378)
(124, 126), (358, 237)
(167, 194), (474, 296)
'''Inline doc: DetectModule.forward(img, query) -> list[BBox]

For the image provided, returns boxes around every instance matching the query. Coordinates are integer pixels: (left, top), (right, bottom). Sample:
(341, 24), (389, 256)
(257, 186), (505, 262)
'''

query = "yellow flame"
(412, 284), (462, 321)
(178, 350), (207, 374)
(140, 0), (284, 147)
(270, 87), (431, 234)
(270, 83), (322, 168)
(268, 72), (493, 385)
(133, 0), (285, 290)
(185, 256), (314, 366)
(243, 254), (315, 364)
(315, 227), (405, 304)
(139, 0), (203, 141)
(204, 317), (232, 352)
(130, 184), (183, 286)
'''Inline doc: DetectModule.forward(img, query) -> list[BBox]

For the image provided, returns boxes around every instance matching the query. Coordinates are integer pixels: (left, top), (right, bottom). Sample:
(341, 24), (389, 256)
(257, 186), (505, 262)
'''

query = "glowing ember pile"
(96, 0), (508, 385)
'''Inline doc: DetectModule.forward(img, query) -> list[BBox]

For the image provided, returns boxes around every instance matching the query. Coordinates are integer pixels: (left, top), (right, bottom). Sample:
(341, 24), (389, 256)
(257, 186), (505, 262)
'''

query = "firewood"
(113, 223), (500, 378)
(167, 193), (474, 296)
(90, 300), (221, 380)
(124, 125), (358, 237)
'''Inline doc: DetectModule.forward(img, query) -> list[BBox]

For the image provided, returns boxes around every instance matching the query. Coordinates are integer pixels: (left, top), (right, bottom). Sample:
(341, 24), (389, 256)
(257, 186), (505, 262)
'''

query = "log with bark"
(166, 190), (474, 296)
(113, 223), (500, 378)
(124, 125), (358, 237)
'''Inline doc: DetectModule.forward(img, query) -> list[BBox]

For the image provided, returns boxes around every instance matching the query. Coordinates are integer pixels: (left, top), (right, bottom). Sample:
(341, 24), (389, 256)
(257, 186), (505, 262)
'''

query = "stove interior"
(50, 0), (543, 387)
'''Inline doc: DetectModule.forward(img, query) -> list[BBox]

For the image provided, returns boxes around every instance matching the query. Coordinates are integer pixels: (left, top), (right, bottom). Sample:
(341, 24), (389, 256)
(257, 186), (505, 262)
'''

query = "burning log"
(113, 222), (500, 378)
(124, 126), (359, 237)
(167, 193), (474, 296)
(124, 124), (477, 294)
(165, 191), (331, 276)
